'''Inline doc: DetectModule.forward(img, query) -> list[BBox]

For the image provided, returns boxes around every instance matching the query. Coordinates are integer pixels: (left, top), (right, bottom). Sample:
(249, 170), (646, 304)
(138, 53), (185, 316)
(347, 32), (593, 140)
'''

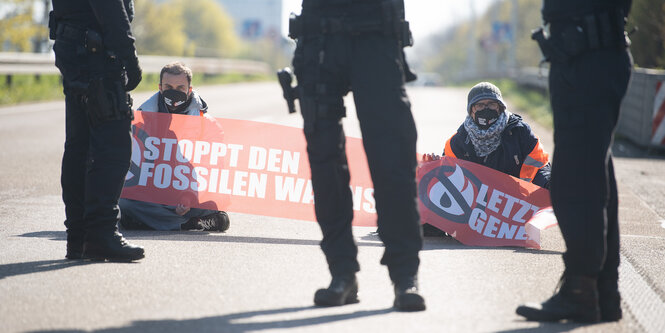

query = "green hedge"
(0, 72), (271, 106)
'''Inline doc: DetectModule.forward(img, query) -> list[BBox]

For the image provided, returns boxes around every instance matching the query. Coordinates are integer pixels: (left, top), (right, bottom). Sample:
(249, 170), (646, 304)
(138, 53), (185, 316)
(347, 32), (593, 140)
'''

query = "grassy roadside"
(0, 72), (271, 106)
(455, 79), (553, 129)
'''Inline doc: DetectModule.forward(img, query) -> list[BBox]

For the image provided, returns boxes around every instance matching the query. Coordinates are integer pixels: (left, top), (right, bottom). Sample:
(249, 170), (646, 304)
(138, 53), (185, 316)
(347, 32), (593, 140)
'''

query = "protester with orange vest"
(423, 82), (551, 236)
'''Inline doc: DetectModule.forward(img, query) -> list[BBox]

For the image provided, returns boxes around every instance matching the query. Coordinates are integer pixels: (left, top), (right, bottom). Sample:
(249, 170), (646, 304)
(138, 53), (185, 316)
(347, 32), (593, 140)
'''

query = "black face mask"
(473, 108), (500, 130)
(162, 89), (189, 114)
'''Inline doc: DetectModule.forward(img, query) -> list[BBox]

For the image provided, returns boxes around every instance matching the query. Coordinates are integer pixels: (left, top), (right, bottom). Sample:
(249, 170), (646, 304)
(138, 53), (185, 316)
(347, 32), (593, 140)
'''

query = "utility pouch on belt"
(300, 96), (317, 134)
(288, 13), (302, 40)
(48, 11), (57, 40)
(85, 77), (133, 127)
(533, 8), (628, 63)
(401, 21), (413, 47)
(85, 29), (104, 54)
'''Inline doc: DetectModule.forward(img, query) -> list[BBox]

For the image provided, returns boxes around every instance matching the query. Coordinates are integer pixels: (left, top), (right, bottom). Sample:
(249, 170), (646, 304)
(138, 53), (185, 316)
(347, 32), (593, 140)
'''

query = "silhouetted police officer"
(50, 0), (144, 261)
(286, 0), (425, 311)
(516, 0), (633, 322)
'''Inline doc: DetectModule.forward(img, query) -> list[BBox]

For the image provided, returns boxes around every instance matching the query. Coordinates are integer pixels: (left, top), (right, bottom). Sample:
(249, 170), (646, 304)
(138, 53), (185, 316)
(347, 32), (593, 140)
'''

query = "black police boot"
(598, 279), (622, 322)
(82, 231), (145, 262)
(516, 275), (600, 323)
(314, 274), (359, 306)
(65, 229), (84, 260)
(394, 276), (426, 312)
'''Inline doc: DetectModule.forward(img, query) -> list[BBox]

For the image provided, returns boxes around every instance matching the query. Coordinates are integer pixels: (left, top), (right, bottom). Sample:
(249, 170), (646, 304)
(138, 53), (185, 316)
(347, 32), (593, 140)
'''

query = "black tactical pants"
(294, 33), (422, 283)
(548, 47), (632, 285)
(55, 38), (132, 240)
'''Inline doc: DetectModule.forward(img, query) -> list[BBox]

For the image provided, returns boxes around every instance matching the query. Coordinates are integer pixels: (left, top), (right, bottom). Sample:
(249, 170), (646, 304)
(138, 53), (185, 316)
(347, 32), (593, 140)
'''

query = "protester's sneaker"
(184, 212), (230, 232)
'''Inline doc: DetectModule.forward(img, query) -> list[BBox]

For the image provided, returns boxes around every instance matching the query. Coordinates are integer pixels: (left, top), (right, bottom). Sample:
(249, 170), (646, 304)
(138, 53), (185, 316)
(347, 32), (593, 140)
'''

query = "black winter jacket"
(443, 114), (551, 189)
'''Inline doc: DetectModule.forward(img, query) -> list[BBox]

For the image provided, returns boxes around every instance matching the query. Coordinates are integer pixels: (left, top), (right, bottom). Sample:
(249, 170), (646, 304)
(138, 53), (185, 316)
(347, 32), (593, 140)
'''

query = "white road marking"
(620, 254), (665, 333)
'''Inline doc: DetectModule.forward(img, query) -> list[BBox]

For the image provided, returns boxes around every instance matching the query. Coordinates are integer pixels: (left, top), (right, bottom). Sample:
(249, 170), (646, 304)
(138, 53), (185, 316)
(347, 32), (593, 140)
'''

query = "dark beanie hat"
(467, 82), (506, 114)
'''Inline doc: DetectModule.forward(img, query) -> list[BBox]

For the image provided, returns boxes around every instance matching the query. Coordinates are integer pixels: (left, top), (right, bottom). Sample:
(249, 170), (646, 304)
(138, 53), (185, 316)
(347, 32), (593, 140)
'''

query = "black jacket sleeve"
(88, 0), (136, 59)
(532, 163), (551, 189)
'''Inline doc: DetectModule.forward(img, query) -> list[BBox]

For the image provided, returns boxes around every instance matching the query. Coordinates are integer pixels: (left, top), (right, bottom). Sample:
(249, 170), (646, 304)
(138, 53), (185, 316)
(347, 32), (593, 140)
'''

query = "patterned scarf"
(464, 111), (508, 157)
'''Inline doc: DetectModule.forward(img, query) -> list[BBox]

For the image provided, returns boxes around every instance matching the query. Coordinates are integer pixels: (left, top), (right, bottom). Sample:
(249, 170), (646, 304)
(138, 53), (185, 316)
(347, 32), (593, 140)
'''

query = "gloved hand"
(122, 55), (142, 91)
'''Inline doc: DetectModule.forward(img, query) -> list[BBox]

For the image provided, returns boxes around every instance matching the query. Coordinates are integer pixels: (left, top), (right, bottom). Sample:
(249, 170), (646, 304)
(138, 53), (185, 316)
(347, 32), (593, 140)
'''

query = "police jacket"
(51, 0), (136, 59)
(443, 114), (551, 189)
(138, 91), (208, 116)
(302, 0), (388, 12)
(542, 0), (632, 21)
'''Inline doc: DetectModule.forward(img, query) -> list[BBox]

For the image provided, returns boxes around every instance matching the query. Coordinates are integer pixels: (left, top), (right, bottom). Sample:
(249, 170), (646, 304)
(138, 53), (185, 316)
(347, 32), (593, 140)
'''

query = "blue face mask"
(474, 108), (500, 130)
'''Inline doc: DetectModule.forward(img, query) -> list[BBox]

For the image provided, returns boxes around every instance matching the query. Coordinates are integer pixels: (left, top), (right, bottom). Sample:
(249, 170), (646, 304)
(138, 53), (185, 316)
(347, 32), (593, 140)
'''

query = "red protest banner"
(122, 111), (377, 226)
(417, 156), (556, 249)
(122, 111), (556, 248)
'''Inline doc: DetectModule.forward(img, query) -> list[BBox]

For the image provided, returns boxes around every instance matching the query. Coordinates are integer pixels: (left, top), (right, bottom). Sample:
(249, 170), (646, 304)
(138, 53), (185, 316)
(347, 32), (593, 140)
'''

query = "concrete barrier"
(617, 68), (665, 149)
(515, 66), (665, 149)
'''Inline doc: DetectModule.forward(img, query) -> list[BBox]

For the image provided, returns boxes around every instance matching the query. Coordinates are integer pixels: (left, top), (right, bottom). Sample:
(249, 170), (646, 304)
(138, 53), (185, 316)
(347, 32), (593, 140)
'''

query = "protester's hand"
(175, 204), (190, 216)
(422, 153), (441, 162)
(122, 54), (142, 91)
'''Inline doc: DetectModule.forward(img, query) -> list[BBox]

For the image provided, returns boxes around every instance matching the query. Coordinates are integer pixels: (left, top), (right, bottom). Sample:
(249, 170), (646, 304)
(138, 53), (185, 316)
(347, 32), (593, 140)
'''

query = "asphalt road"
(1, 82), (664, 332)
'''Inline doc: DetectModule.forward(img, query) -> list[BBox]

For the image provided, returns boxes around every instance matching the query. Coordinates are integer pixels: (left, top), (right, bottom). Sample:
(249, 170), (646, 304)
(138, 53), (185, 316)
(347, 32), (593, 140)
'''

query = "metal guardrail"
(453, 67), (549, 90)
(514, 67), (548, 90)
(0, 52), (271, 76)
(4, 51), (663, 149)
(516, 66), (665, 149)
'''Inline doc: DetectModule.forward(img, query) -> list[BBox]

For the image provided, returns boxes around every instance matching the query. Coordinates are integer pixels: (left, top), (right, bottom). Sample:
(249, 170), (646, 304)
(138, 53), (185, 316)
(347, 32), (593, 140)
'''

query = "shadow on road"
(496, 320), (600, 333)
(416, 235), (562, 255)
(0, 259), (92, 280)
(128, 232), (387, 247)
(18, 230), (66, 240)
(613, 137), (665, 159)
(18, 230), (562, 255)
(29, 306), (394, 333)
(17, 229), (386, 248)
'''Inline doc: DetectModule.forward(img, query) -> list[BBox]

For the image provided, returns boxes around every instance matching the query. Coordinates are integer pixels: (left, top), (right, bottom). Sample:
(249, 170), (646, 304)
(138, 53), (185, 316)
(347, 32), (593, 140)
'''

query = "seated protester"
(423, 82), (551, 236)
(119, 62), (230, 232)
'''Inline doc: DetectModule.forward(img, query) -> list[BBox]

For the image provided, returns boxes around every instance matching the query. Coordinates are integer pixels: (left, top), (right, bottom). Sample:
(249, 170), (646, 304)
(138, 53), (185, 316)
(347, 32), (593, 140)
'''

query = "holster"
(51, 18), (132, 127)
(533, 8), (629, 63)
(531, 27), (569, 63)
(84, 76), (134, 127)
(48, 11), (57, 40)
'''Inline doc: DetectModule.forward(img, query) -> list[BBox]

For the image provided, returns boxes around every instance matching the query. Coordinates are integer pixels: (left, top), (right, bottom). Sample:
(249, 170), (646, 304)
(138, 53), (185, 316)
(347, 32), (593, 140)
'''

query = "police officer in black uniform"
(50, 0), (145, 261)
(285, 0), (425, 311)
(516, 0), (632, 322)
